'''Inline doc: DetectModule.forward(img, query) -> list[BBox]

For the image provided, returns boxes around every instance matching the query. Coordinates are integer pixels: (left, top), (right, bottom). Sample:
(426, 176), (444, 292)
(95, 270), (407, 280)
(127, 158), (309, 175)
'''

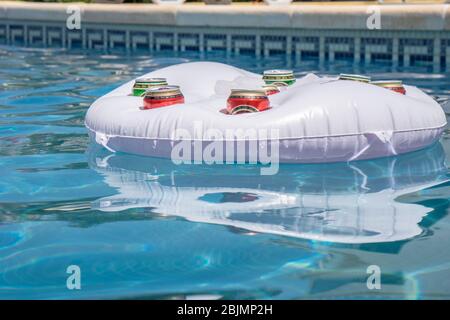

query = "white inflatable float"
(85, 62), (446, 163)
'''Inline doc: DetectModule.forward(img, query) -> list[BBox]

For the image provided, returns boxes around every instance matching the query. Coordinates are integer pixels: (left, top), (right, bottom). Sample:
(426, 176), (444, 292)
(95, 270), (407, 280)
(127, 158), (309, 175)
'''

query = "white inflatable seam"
(85, 122), (447, 142)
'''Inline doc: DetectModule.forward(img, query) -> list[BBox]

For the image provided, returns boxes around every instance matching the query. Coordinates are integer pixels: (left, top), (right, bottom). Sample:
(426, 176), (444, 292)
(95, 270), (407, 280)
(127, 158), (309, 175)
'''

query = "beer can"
(133, 77), (168, 97)
(262, 85), (280, 96)
(262, 70), (296, 86)
(338, 73), (371, 83)
(226, 89), (269, 115)
(370, 80), (406, 95)
(143, 85), (184, 109)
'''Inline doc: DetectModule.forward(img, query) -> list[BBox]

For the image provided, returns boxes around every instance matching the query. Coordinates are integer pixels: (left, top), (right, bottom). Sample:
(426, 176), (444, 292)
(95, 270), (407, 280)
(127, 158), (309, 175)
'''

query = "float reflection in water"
(88, 143), (447, 244)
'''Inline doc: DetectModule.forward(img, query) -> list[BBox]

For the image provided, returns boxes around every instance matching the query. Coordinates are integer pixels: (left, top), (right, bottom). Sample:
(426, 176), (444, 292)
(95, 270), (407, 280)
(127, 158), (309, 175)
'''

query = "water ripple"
(1, 45), (450, 299)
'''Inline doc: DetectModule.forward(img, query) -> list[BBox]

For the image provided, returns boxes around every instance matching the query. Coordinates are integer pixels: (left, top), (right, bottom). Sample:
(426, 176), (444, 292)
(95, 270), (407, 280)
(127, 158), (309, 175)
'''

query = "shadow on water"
(86, 142), (448, 245)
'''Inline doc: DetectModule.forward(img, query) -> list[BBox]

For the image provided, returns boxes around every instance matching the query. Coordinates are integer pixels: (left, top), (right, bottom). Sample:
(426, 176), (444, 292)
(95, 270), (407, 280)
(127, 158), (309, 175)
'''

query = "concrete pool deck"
(1, 1), (450, 68)
(1, 2), (449, 31)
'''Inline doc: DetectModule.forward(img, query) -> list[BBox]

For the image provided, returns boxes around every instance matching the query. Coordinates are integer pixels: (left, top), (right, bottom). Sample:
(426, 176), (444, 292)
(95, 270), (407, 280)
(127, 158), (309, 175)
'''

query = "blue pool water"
(1, 45), (450, 299)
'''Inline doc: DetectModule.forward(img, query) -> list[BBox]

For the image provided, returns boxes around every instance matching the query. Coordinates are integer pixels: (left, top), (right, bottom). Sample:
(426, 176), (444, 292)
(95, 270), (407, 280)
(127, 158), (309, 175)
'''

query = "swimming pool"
(1, 45), (450, 299)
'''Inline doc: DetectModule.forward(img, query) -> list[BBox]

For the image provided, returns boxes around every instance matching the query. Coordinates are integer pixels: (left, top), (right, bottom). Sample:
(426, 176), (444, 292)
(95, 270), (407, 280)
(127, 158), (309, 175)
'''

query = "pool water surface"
(1, 46), (450, 299)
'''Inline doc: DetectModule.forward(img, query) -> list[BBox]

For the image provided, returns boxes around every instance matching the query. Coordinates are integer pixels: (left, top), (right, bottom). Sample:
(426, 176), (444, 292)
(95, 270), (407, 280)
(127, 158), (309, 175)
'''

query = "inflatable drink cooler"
(85, 62), (446, 163)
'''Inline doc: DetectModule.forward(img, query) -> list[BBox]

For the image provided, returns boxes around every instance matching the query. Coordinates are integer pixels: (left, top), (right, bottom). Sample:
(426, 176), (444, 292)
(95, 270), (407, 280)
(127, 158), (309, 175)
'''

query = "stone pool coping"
(0, 1), (449, 31)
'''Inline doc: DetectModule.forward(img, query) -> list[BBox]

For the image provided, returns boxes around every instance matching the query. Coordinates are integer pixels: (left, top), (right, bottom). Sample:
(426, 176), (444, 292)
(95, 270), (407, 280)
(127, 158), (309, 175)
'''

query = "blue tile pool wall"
(360, 37), (393, 63)
(1, 21), (449, 68)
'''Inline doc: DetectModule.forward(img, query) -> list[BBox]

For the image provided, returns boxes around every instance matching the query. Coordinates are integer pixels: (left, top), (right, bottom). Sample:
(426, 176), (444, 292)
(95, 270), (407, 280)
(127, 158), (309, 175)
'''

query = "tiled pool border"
(1, 2), (449, 68)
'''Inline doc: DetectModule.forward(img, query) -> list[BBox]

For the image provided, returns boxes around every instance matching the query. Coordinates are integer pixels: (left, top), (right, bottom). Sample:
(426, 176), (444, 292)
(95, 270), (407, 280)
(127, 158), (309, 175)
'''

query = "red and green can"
(226, 89), (269, 115)
(262, 85), (280, 96)
(370, 80), (406, 95)
(143, 85), (184, 109)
